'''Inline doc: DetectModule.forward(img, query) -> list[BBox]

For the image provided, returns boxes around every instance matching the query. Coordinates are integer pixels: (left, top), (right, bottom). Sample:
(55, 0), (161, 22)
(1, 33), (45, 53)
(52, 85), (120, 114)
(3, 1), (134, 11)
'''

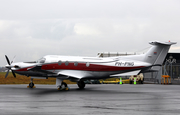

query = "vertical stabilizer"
(144, 41), (176, 71)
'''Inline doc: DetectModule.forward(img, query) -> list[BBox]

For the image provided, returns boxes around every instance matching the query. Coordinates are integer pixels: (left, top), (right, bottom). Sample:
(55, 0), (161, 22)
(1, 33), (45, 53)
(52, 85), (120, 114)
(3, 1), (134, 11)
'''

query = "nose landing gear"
(27, 78), (36, 88)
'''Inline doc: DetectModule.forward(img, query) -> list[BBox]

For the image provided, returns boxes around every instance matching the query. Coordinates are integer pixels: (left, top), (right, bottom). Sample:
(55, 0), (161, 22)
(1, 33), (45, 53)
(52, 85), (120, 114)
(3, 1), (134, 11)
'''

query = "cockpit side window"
(37, 58), (46, 63)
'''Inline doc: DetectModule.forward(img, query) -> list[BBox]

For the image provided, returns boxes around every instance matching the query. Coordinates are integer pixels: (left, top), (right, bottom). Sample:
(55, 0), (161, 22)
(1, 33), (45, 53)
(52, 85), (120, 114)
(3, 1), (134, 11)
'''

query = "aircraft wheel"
(29, 82), (34, 88)
(130, 80), (133, 84)
(77, 81), (85, 89)
(61, 82), (67, 89)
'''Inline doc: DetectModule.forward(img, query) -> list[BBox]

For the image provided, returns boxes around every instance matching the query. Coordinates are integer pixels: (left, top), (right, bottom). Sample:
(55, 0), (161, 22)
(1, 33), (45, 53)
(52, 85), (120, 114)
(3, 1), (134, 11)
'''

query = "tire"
(29, 82), (34, 88)
(61, 82), (67, 89)
(139, 79), (143, 84)
(141, 80), (144, 84)
(130, 80), (133, 84)
(141, 79), (144, 84)
(77, 81), (85, 89)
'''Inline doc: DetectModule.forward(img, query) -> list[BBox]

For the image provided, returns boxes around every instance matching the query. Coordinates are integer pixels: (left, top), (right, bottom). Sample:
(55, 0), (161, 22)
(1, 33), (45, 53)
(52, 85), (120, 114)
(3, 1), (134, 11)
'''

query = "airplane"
(4, 41), (176, 90)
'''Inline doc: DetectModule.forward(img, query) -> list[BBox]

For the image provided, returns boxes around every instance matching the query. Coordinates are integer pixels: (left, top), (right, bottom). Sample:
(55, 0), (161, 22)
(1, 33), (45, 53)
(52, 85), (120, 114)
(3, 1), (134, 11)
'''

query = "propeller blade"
(11, 55), (16, 64)
(5, 55), (17, 78)
(12, 70), (16, 78)
(5, 69), (9, 78)
(5, 55), (10, 65)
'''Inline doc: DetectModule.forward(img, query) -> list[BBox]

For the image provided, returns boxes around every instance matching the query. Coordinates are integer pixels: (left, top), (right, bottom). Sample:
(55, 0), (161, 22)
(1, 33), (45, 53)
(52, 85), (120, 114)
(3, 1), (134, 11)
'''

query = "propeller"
(5, 55), (16, 78)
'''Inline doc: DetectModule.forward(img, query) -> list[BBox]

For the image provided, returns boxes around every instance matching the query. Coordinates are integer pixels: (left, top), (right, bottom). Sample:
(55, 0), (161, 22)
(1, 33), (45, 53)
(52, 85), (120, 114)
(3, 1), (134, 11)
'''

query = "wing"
(28, 65), (90, 79)
(58, 70), (92, 79)
(27, 65), (54, 74)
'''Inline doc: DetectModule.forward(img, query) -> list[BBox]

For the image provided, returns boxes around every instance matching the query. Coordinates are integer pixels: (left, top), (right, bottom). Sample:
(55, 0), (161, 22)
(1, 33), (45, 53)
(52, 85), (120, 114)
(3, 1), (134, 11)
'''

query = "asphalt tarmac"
(0, 84), (180, 115)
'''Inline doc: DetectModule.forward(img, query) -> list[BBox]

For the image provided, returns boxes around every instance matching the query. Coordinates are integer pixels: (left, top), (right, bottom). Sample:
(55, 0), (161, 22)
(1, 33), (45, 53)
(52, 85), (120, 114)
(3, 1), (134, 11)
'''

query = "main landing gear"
(77, 80), (85, 89)
(57, 82), (69, 91)
(27, 78), (36, 88)
(57, 81), (86, 91)
(56, 78), (69, 90)
(57, 80), (86, 90)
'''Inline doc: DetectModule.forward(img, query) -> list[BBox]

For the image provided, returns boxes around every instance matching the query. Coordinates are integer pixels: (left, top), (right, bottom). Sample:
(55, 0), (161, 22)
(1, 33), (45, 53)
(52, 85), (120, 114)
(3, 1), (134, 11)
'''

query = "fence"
(143, 65), (180, 84)
(162, 65), (180, 79)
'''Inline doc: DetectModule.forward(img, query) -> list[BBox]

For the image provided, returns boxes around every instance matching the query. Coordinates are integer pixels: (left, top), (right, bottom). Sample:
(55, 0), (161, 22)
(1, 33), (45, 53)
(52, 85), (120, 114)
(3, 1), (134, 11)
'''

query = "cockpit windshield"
(36, 58), (46, 63)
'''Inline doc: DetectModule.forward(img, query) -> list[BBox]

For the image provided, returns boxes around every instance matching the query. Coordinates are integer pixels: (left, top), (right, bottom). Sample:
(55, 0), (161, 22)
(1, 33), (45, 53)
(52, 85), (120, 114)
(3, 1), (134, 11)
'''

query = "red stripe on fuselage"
(15, 63), (145, 72)
(16, 66), (34, 71)
(40, 63), (144, 71)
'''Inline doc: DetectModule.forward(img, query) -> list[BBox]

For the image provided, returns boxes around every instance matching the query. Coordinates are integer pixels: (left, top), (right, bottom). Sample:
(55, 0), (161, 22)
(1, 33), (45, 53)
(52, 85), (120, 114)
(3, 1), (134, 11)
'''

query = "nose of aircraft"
(5, 64), (20, 69)
(5, 64), (12, 69)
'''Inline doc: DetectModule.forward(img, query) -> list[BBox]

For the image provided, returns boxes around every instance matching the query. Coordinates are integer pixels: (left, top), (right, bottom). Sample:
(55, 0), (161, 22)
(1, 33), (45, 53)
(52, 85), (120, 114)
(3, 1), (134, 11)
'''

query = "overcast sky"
(0, 0), (180, 66)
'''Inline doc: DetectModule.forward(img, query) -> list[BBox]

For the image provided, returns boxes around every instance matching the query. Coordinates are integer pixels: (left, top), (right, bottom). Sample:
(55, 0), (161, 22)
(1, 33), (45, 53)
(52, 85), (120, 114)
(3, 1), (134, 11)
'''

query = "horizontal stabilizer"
(110, 70), (140, 77)
(149, 41), (176, 46)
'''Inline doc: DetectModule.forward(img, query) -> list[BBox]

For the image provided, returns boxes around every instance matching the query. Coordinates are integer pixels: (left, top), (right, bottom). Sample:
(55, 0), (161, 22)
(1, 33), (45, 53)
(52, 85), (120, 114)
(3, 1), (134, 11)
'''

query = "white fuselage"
(8, 55), (151, 80)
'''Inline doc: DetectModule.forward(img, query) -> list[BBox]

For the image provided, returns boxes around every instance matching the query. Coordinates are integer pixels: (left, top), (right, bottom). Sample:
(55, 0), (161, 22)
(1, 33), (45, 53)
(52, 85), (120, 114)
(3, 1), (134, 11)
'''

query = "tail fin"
(144, 41), (176, 71)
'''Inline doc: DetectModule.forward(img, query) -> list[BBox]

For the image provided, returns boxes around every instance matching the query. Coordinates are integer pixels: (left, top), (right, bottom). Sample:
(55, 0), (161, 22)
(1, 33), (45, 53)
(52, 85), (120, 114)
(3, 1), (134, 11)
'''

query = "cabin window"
(65, 61), (69, 66)
(86, 62), (90, 67)
(58, 60), (62, 65)
(74, 62), (78, 66)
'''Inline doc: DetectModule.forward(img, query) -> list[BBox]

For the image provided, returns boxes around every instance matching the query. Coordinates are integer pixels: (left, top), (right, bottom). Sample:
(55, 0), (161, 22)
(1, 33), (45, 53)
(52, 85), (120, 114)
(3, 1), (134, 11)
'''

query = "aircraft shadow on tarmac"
(2, 85), (149, 96)
(32, 87), (95, 95)
(30, 87), (148, 96)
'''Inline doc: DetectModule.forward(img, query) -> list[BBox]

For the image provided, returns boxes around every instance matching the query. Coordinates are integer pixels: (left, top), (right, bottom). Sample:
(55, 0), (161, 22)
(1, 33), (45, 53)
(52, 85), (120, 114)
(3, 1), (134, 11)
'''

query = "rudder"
(143, 41), (176, 71)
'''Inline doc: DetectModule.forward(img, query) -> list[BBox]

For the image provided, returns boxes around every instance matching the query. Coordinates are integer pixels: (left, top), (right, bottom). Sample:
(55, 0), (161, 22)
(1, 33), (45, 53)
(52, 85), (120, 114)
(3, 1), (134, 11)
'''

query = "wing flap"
(58, 70), (91, 79)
